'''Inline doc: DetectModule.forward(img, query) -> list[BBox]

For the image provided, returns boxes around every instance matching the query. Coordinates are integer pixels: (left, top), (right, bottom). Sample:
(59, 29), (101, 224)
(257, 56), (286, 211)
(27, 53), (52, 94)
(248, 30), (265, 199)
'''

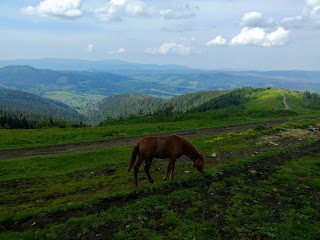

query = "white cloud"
(89, 0), (148, 21)
(230, 27), (290, 47)
(304, 0), (320, 19)
(281, 0), (320, 29)
(87, 44), (93, 53)
(146, 42), (198, 56)
(117, 47), (127, 54)
(240, 11), (276, 28)
(206, 36), (227, 46)
(159, 4), (198, 20)
(281, 16), (306, 29)
(21, 0), (82, 19)
(108, 47), (127, 54)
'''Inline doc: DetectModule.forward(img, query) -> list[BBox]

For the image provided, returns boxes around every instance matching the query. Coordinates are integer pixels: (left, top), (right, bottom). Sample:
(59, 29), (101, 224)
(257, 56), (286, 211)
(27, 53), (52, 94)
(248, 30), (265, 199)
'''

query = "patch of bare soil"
(258, 128), (320, 146)
(1, 140), (319, 235)
(0, 120), (290, 161)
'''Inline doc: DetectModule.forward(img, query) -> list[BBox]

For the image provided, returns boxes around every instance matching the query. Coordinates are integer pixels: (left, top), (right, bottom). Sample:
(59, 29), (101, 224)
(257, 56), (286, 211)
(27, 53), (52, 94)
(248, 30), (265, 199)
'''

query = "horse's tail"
(128, 143), (139, 172)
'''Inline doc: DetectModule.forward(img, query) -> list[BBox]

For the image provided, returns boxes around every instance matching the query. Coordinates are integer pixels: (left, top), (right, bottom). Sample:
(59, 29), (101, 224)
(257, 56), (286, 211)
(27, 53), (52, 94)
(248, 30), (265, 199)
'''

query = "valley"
(0, 61), (320, 239)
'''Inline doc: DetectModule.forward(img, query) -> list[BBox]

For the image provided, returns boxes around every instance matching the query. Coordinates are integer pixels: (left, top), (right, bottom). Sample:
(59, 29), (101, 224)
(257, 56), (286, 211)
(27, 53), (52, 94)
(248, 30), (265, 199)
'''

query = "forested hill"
(0, 88), (84, 121)
(86, 90), (224, 124)
(0, 65), (135, 96)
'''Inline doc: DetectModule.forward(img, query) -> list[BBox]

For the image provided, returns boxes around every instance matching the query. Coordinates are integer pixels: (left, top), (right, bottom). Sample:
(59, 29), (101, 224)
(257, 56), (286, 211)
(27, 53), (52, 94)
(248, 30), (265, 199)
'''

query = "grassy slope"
(0, 118), (319, 239)
(1, 88), (319, 151)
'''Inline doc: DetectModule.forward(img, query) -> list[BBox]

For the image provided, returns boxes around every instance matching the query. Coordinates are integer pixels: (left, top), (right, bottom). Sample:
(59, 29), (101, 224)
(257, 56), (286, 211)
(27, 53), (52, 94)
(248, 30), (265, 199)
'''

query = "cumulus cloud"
(159, 4), (198, 20)
(89, 0), (148, 21)
(87, 44), (94, 53)
(304, 0), (320, 17)
(108, 47), (127, 54)
(230, 27), (290, 47)
(281, 0), (320, 29)
(89, 1), (199, 21)
(240, 11), (276, 28)
(281, 16), (306, 29)
(146, 42), (198, 56)
(21, 0), (82, 19)
(206, 36), (227, 46)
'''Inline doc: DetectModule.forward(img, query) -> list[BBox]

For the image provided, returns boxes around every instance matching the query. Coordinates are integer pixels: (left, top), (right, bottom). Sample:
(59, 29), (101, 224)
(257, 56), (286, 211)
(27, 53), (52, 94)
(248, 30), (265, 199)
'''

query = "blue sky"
(0, 0), (319, 70)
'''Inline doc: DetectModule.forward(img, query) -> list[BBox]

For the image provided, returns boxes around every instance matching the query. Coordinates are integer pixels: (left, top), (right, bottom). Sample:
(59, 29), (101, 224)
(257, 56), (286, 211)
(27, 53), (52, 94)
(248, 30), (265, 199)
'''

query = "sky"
(0, 0), (320, 70)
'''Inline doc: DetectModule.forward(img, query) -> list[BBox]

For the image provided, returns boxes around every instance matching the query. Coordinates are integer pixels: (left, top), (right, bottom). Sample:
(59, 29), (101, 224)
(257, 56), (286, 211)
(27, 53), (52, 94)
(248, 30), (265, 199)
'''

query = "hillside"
(92, 88), (320, 126)
(0, 88), (85, 123)
(0, 65), (195, 112)
(1, 65), (319, 115)
(86, 90), (224, 124)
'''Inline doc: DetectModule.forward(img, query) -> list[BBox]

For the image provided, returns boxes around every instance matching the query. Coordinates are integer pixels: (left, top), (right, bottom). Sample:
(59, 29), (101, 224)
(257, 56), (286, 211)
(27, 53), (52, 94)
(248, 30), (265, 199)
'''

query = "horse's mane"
(175, 135), (201, 160)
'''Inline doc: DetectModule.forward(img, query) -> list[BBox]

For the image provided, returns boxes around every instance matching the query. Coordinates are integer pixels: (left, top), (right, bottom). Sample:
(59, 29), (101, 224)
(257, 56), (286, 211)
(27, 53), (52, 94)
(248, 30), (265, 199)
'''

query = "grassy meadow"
(1, 89), (320, 239)
(1, 88), (320, 151)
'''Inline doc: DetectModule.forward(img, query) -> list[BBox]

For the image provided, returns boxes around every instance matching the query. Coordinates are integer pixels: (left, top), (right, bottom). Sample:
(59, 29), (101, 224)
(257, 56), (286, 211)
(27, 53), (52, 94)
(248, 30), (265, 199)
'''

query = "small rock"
(185, 171), (190, 173)
(211, 152), (217, 157)
(32, 222), (36, 226)
(248, 169), (257, 175)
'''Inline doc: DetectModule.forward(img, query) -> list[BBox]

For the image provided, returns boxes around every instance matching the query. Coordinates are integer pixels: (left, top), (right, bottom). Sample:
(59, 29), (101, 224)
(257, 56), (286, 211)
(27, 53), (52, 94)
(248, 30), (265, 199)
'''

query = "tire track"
(0, 120), (289, 161)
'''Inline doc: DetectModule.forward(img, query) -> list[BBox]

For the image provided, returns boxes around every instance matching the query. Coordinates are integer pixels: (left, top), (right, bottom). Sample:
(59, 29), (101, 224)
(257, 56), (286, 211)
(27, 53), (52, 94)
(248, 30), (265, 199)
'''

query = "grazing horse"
(128, 134), (204, 186)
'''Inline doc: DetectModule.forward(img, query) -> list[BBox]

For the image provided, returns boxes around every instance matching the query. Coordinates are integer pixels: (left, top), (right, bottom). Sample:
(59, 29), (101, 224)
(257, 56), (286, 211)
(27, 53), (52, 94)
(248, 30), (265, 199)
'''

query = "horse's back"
(138, 135), (184, 158)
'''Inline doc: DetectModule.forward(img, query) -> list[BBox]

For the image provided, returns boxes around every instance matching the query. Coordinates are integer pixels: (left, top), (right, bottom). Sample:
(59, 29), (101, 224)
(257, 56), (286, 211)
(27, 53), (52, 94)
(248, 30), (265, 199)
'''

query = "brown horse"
(128, 134), (204, 186)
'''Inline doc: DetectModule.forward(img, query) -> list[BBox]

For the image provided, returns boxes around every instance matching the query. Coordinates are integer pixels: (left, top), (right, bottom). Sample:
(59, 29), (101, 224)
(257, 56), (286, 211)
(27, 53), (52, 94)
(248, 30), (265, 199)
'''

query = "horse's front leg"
(163, 158), (176, 181)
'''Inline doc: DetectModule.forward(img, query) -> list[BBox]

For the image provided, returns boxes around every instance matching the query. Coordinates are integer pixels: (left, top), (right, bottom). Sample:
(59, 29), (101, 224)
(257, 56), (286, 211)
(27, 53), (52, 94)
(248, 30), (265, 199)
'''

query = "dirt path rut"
(278, 91), (292, 110)
(0, 120), (289, 161)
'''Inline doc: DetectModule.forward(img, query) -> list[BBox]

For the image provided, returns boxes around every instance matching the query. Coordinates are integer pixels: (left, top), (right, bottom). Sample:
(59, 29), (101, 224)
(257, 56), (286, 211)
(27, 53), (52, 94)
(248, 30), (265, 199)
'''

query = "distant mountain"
(0, 65), (192, 97)
(1, 64), (319, 116)
(0, 88), (84, 121)
(0, 58), (192, 72)
(130, 71), (320, 93)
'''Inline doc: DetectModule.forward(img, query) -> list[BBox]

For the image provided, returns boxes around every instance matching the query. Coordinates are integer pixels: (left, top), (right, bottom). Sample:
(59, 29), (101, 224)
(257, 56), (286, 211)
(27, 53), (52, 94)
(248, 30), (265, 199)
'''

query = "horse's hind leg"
(134, 156), (144, 187)
(144, 158), (154, 184)
(163, 158), (176, 181)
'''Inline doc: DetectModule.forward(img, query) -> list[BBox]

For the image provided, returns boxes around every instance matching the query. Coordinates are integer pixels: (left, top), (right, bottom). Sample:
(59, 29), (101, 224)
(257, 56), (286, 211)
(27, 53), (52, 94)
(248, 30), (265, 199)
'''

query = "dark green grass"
(2, 150), (319, 240)
(1, 118), (319, 223)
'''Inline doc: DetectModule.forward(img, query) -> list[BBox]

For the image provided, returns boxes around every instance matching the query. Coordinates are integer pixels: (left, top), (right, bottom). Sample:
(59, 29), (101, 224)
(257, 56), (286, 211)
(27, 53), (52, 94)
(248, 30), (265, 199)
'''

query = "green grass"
(0, 114), (286, 151)
(2, 150), (319, 240)
(2, 88), (319, 151)
(1, 118), (319, 225)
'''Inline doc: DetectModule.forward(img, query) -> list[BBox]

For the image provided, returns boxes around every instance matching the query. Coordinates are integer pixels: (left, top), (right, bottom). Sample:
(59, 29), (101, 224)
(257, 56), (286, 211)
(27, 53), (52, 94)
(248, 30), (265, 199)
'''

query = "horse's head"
(194, 153), (204, 173)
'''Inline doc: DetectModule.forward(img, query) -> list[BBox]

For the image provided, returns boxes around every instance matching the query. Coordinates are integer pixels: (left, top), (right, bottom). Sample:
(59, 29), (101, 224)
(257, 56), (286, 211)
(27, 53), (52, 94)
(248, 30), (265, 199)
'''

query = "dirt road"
(278, 91), (292, 110)
(0, 120), (289, 161)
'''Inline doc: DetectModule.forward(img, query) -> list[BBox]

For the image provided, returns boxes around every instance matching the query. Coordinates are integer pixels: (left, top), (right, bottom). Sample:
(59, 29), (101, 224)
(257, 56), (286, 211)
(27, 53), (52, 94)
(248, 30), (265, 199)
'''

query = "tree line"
(303, 91), (320, 108)
(0, 108), (86, 129)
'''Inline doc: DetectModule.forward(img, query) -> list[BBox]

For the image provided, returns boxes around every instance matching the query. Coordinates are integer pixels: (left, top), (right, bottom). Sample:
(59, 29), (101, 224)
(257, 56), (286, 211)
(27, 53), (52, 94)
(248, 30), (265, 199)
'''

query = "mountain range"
(0, 58), (320, 125)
